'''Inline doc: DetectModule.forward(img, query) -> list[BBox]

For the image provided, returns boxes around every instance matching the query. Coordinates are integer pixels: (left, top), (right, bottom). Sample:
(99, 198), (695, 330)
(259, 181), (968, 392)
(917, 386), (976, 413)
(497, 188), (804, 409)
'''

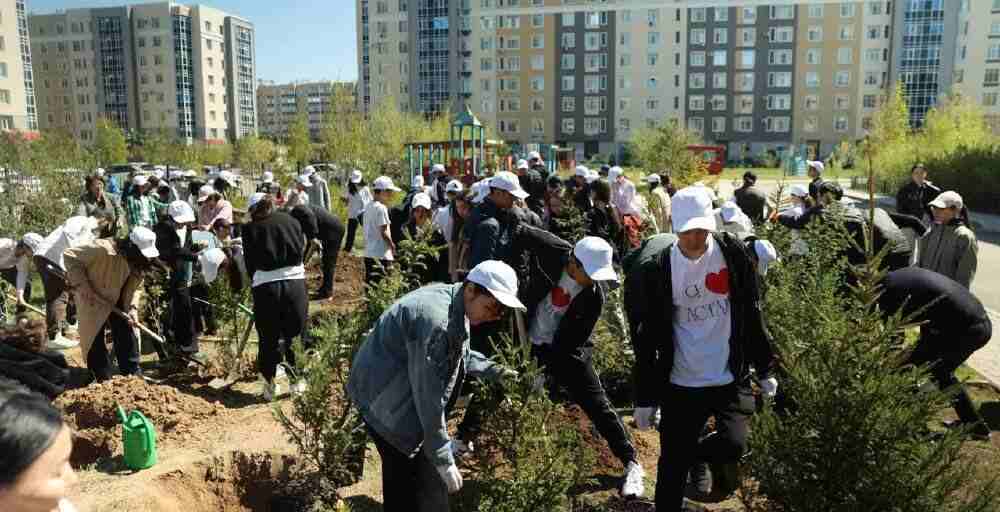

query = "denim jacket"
(347, 283), (503, 468)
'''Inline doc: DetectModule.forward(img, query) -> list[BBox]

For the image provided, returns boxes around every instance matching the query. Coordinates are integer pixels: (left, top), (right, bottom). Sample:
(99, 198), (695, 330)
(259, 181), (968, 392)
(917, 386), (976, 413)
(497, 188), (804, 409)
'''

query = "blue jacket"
(347, 283), (503, 468)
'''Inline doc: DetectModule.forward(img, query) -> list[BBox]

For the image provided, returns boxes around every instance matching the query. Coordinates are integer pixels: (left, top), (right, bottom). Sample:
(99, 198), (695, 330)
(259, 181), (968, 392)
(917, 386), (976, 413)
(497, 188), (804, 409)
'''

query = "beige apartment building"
(29, 2), (256, 144)
(953, 0), (1000, 132)
(257, 80), (354, 140)
(0, 0), (37, 132)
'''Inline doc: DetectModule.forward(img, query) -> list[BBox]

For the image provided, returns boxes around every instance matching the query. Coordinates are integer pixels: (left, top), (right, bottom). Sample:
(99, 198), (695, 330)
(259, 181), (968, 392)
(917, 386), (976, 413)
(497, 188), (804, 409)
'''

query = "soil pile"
(55, 376), (226, 467)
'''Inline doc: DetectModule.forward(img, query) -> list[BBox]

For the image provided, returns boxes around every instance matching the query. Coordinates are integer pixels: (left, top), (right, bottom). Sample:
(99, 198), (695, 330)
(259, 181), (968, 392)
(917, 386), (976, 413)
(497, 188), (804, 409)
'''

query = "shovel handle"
(5, 293), (46, 317)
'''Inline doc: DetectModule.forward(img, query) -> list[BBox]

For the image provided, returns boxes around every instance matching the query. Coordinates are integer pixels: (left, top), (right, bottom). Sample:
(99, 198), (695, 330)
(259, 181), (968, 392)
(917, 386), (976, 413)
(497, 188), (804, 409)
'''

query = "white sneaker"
(46, 334), (79, 351)
(262, 381), (280, 401)
(621, 460), (646, 499)
(451, 438), (474, 458)
(291, 380), (307, 396)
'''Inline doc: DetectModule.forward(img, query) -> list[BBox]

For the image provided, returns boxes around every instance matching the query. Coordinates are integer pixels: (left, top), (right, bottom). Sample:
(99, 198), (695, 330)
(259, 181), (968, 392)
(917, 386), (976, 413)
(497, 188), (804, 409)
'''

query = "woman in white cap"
(363, 176), (402, 286)
(64, 226), (160, 381)
(342, 170), (372, 254)
(919, 191), (978, 288)
(153, 201), (206, 366)
(347, 260), (525, 512)
(196, 185), (234, 231)
(781, 184), (810, 220)
(284, 175), (312, 211)
(401, 192), (434, 241)
(0, 234), (43, 320)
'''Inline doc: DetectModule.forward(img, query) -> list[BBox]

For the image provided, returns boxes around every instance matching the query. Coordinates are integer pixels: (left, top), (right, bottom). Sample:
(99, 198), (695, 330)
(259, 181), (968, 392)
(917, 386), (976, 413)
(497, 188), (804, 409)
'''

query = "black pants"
(533, 345), (637, 465)
(0, 267), (31, 317)
(909, 321), (992, 431)
(170, 285), (199, 355)
(656, 383), (754, 512)
(364, 258), (392, 288)
(88, 298), (141, 381)
(365, 423), (449, 511)
(344, 215), (361, 252)
(35, 257), (75, 338)
(252, 279), (308, 381)
(317, 233), (344, 297)
(190, 283), (217, 335)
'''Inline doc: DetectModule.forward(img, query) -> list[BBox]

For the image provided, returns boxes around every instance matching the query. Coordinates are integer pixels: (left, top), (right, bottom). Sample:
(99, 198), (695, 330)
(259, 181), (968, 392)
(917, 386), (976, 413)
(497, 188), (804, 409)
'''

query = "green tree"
(868, 83), (913, 184)
(916, 92), (993, 161)
(628, 119), (707, 186)
(235, 135), (275, 178)
(138, 129), (176, 165)
(93, 118), (128, 168)
(287, 111), (312, 171)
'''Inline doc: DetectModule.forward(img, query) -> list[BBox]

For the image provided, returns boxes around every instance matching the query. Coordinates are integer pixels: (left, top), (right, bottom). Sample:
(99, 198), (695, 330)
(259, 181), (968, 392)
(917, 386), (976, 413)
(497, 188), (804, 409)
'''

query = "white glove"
(761, 376), (779, 399)
(634, 406), (660, 431)
(436, 463), (463, 494)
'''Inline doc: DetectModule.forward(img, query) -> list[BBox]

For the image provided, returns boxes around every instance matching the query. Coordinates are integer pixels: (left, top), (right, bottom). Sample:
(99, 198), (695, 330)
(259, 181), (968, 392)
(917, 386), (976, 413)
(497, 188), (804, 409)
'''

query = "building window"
(736, 50), (755, 69)
(835, 71), (851, 87)
(646, 98), (660, 110)
(562, 97), (575, 112)
(766, 94), (791, 110)
(806, 72), (820, 88)
(741, 7), (757, 24)
(808, 5), (824, 18)
(690, 28), (706, 45)
(986, 69), (1000, 87)
(689, 73), (706, 88)
(687, 117), (704, 134)
(835, 95), (850, 110)
(841, 4), (856, 17)
(839, 25), (854, 41)
(561, 33), (575, 49)
(690, 51), (706, 66)
(804, 116), (818, 132)
(710, 95), (726, 111)
(838, 47), (853, 65)
(532, 14), (543, 28)
(691, 8), (706, 23)
(735, 72), (754, 91)
(769, 5), (793, 20)
(713, 29), (728, 45)
(807, 26), (823, 42)
(737, 28), (755, 47)
(765, 116), (790, 133)
(712, 50), (726, 66)
(767, 72), (792, 88)
(712, 117), (726, 133)
(834, 116), (849, 132)
(561, 76), (575, 91)
(735, 116), (753, 132)
(562, 118), (575, 134)
(689, 95), (705, 111)
(863, 94), (878, 109)
(805, 95), (819, 110)
(0, 89), (9, 104)
(983, 93), (998, 106)
(806, 49), (822, 65)
(769, 26), (794, 43)
(715, 8), (728, 22)
(712, 72), (727, 88)
(769, 50), (792, 66)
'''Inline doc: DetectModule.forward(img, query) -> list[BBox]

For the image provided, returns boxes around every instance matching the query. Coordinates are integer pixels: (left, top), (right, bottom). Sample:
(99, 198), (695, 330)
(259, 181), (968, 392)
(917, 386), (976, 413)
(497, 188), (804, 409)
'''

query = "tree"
(867, 83), (913, 184)
(628, 119), (707, 186)
(287, 111), (312, 172)
(916, 92), (993, 161)
(235, 135), (275, 178)
(93, 118), (128, 168)
(138, 129), (176, 165)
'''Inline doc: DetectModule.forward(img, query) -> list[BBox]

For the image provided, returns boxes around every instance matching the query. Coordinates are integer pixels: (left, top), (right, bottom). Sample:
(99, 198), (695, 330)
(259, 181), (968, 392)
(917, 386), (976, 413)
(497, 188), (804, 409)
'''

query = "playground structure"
(405, 107), (503, 185)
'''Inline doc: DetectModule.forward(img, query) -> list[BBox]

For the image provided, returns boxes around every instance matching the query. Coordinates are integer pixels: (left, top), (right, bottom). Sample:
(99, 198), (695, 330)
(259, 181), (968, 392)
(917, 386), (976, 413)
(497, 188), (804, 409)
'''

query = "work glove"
(761, 376), (779, 399)
(436, 463), (463, 494)
(634, 406), (660, 431)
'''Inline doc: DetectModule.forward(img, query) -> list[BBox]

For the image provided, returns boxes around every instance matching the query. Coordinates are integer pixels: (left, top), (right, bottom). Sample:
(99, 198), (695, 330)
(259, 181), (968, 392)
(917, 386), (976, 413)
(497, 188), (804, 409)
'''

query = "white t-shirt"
(432, 205), (453, 240)
(528, 271), (585, 346)
(345, 186), (373, 219)
(363, 201), (393, 260)
(669, 236), (734, 387)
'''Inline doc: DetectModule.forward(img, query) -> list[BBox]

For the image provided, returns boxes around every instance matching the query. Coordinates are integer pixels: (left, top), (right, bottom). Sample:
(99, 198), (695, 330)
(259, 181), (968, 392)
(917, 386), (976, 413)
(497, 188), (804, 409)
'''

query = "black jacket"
(290, 204), (345, 244)
(734, 185), (768, 223)
(878, 267), (990, 342)
(241, 211), (305, 278)
(586, 204), (624, 260)
(517, 169), (545, 215)
(466, 198), (520, 269)
(809, 177), (824, 203)
(896, 181), (941, 219)
(153, 220), (198, 282)
(516, 226), (604, 355)
(625, 232), (775, 407)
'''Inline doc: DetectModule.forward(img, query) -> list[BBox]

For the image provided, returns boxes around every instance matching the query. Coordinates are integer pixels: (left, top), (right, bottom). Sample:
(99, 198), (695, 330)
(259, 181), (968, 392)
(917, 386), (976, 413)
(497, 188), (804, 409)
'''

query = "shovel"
(208, 318), (256, 389)
(6, 295), (46, 317)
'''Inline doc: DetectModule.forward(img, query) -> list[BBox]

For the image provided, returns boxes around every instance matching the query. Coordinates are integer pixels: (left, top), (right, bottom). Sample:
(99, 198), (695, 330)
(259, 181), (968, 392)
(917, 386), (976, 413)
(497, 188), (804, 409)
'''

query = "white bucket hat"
(609, 166), (624, 181)
(644, 174), (661, 184)
(301, 165), (316, 177)
(132, 175), (149, 187)
(573, 237), (618, 282)
(672, 186), (718, 233)
(129, 227), (160, 259)
(574, 165), (589, 178)
(467, 260), (526, 311)
(199, 248), (227, 285)
(19, 233), (43, 254)
(789, 184), (809, 198)
(516, 159), (530, 170)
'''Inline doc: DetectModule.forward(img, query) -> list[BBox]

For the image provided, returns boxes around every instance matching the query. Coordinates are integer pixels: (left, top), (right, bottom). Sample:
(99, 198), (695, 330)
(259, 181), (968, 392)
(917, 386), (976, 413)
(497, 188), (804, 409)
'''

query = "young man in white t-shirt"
(363, 176), (401, 286)
(625, 186), (777, 511)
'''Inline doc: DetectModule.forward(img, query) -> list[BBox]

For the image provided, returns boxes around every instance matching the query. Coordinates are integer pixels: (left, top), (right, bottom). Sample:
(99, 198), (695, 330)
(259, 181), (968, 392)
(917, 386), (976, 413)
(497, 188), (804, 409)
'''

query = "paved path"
(714, 179), (1000, 387)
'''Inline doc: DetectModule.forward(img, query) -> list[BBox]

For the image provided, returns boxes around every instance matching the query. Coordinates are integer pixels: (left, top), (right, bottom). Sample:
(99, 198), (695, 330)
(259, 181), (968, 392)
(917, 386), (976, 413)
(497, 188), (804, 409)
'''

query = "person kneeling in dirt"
(64, 227), (161, 382)
(625, 186), (777, 511)
(347, 260), (525, 512)
(289, 203), (345, 300)
(878, 267), (993, 441)
(241, 193), (309, 401)
(517, 228), (646, 498)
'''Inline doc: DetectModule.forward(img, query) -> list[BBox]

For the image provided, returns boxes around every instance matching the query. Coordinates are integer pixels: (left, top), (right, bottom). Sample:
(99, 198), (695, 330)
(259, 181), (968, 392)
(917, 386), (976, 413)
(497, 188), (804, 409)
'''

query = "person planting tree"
(289, 203), (345, 300)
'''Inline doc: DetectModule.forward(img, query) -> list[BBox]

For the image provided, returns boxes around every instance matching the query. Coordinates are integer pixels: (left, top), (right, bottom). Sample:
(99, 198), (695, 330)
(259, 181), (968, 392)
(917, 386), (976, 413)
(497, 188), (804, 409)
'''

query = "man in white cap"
(123, 174), (160, 229)
(64, 226), (161, 381)
(0, 233), (43, 321)
(781, 184), (810, 220)
(428, 164), (450, 209)
(919, 190), (978, 288)
(806, 160), (825, 205)
(625, 186), (777, 509)
(347, 260), (525, 512)
(527, 150), (549, 181)
(517, 227), (647, 498)
(33, 217), (101, 349)
(300, 165), (331, 211)
(465, 171), (529, 269)
(154, 200), (206, 366)
(284, 175), (312, 211)
(364, 176), (402, 285)
(645, 174), (672, 234)
(514, 159), (544, 215)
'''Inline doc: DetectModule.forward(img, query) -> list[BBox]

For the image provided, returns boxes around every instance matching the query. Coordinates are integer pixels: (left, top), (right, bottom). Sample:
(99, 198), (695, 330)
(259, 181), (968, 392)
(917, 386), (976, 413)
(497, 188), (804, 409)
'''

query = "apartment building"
(358, 1), (1000, 161)
(0, 0), (37, 132)
(257, 81), (355, 140)
(29, 2), (256, 143)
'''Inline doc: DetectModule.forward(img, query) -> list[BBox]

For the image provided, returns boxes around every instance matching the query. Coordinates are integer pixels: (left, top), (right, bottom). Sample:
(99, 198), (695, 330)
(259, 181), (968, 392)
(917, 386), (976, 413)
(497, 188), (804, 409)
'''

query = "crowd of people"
(0, 153), (991, 511)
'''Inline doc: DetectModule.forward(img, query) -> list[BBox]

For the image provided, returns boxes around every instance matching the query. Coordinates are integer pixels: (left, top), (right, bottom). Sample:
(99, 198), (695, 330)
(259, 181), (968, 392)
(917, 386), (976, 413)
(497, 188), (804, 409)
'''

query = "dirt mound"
(55, 376), (226, 467)
(562, 405), (623, 471)
(307, 254), (366, 314)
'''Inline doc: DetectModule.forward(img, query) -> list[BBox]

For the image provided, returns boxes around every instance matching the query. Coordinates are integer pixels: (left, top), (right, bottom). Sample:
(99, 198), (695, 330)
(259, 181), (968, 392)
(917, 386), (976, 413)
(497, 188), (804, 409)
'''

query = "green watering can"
(116, 405), (157, 470)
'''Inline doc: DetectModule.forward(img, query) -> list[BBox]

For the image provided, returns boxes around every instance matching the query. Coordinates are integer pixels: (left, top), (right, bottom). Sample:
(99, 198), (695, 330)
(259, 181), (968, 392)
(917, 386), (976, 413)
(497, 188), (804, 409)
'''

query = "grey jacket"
(306, 173), (331, 211)
(347, 283), (503, 468)
(918, 221), (978, 288)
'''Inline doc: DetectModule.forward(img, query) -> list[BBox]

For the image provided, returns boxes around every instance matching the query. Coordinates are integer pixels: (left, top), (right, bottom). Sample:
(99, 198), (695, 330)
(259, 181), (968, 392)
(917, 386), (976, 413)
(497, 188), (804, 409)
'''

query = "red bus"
(687, 145), (726, 175)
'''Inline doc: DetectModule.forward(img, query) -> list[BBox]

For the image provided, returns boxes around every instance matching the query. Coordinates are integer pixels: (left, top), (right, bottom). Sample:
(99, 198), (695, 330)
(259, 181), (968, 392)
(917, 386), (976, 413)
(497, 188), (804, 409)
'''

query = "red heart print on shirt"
(551, 287), (571, 308)
(705, 269), (730, 295)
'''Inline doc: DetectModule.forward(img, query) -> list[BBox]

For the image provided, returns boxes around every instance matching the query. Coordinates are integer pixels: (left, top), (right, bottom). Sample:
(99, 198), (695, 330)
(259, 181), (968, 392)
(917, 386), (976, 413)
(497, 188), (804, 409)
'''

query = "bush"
(924, 145), (1000, 215)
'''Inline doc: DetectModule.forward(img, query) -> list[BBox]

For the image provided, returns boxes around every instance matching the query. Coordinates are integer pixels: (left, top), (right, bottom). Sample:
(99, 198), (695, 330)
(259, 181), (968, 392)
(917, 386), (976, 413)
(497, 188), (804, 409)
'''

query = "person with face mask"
(347, 260), (525, 512)
(0, 380), (78, 512)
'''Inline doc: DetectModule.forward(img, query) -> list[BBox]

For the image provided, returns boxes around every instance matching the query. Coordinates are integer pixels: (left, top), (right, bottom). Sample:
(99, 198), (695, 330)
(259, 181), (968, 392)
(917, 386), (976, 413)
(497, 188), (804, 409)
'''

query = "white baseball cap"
(411, 174), (425, 188)
(489, 171), (529, 199)
(466, 260), (526, 311)
(247, 192), (267, 209)
(372, 176), (402, 192)
(218, 170), (237, 185)
(301, 165), (316, 177)
(262, 171), (274, 184)
(431, 163), (446, 175)
(789, 184), (809, 198)
(929, 190), (963, 210)
(350, 170), (363, 184)
(446, 179), (464, 193)
(516, 159), (530, 170)
(95, 168), (106, 178)
(411, 192), (432, 210)
(753, 239), (779, 276)
(672, 186), (718, 233)
(609, 167), (624, 180)
(153, 169), (165, 180)
(199, 248), (227, 285)
(129, 226), (159, 259)
(167, 200), (196, 224)
(719, 201), (744, 224)
(472, 178), (492, 203)
(574, 165), (589, 178)
(807, 160), (825, 174)
(644, 174), (661, 184)
(528, 151), (542, 161)
(19, 233), (43, 253)
(585, 169), (600, 184)
(197, 184), (215, 203)
(573, 237), (618, 282)
(296, 175), (313, 188)
(132, 175), (149, 187)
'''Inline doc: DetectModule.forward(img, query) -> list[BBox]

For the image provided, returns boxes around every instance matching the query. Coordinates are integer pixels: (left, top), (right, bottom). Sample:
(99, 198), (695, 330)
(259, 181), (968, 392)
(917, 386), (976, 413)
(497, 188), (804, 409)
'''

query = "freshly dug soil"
(307, 253), (366, 314)
(55, 376), (226, 467)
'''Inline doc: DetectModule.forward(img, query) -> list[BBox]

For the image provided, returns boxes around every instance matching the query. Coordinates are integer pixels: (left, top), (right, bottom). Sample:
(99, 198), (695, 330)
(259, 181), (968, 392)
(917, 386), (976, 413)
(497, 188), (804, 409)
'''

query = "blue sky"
(26, 0), (359, 83)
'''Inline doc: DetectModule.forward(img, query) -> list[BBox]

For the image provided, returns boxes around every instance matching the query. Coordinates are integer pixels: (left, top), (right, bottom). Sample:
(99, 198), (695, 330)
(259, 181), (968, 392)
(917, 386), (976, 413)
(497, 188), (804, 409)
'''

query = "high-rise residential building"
(0, 0), (37, 132)
(358, 1), (1000, 161)
(29, 2), (256, 143)
(256, 80), (355, 140)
